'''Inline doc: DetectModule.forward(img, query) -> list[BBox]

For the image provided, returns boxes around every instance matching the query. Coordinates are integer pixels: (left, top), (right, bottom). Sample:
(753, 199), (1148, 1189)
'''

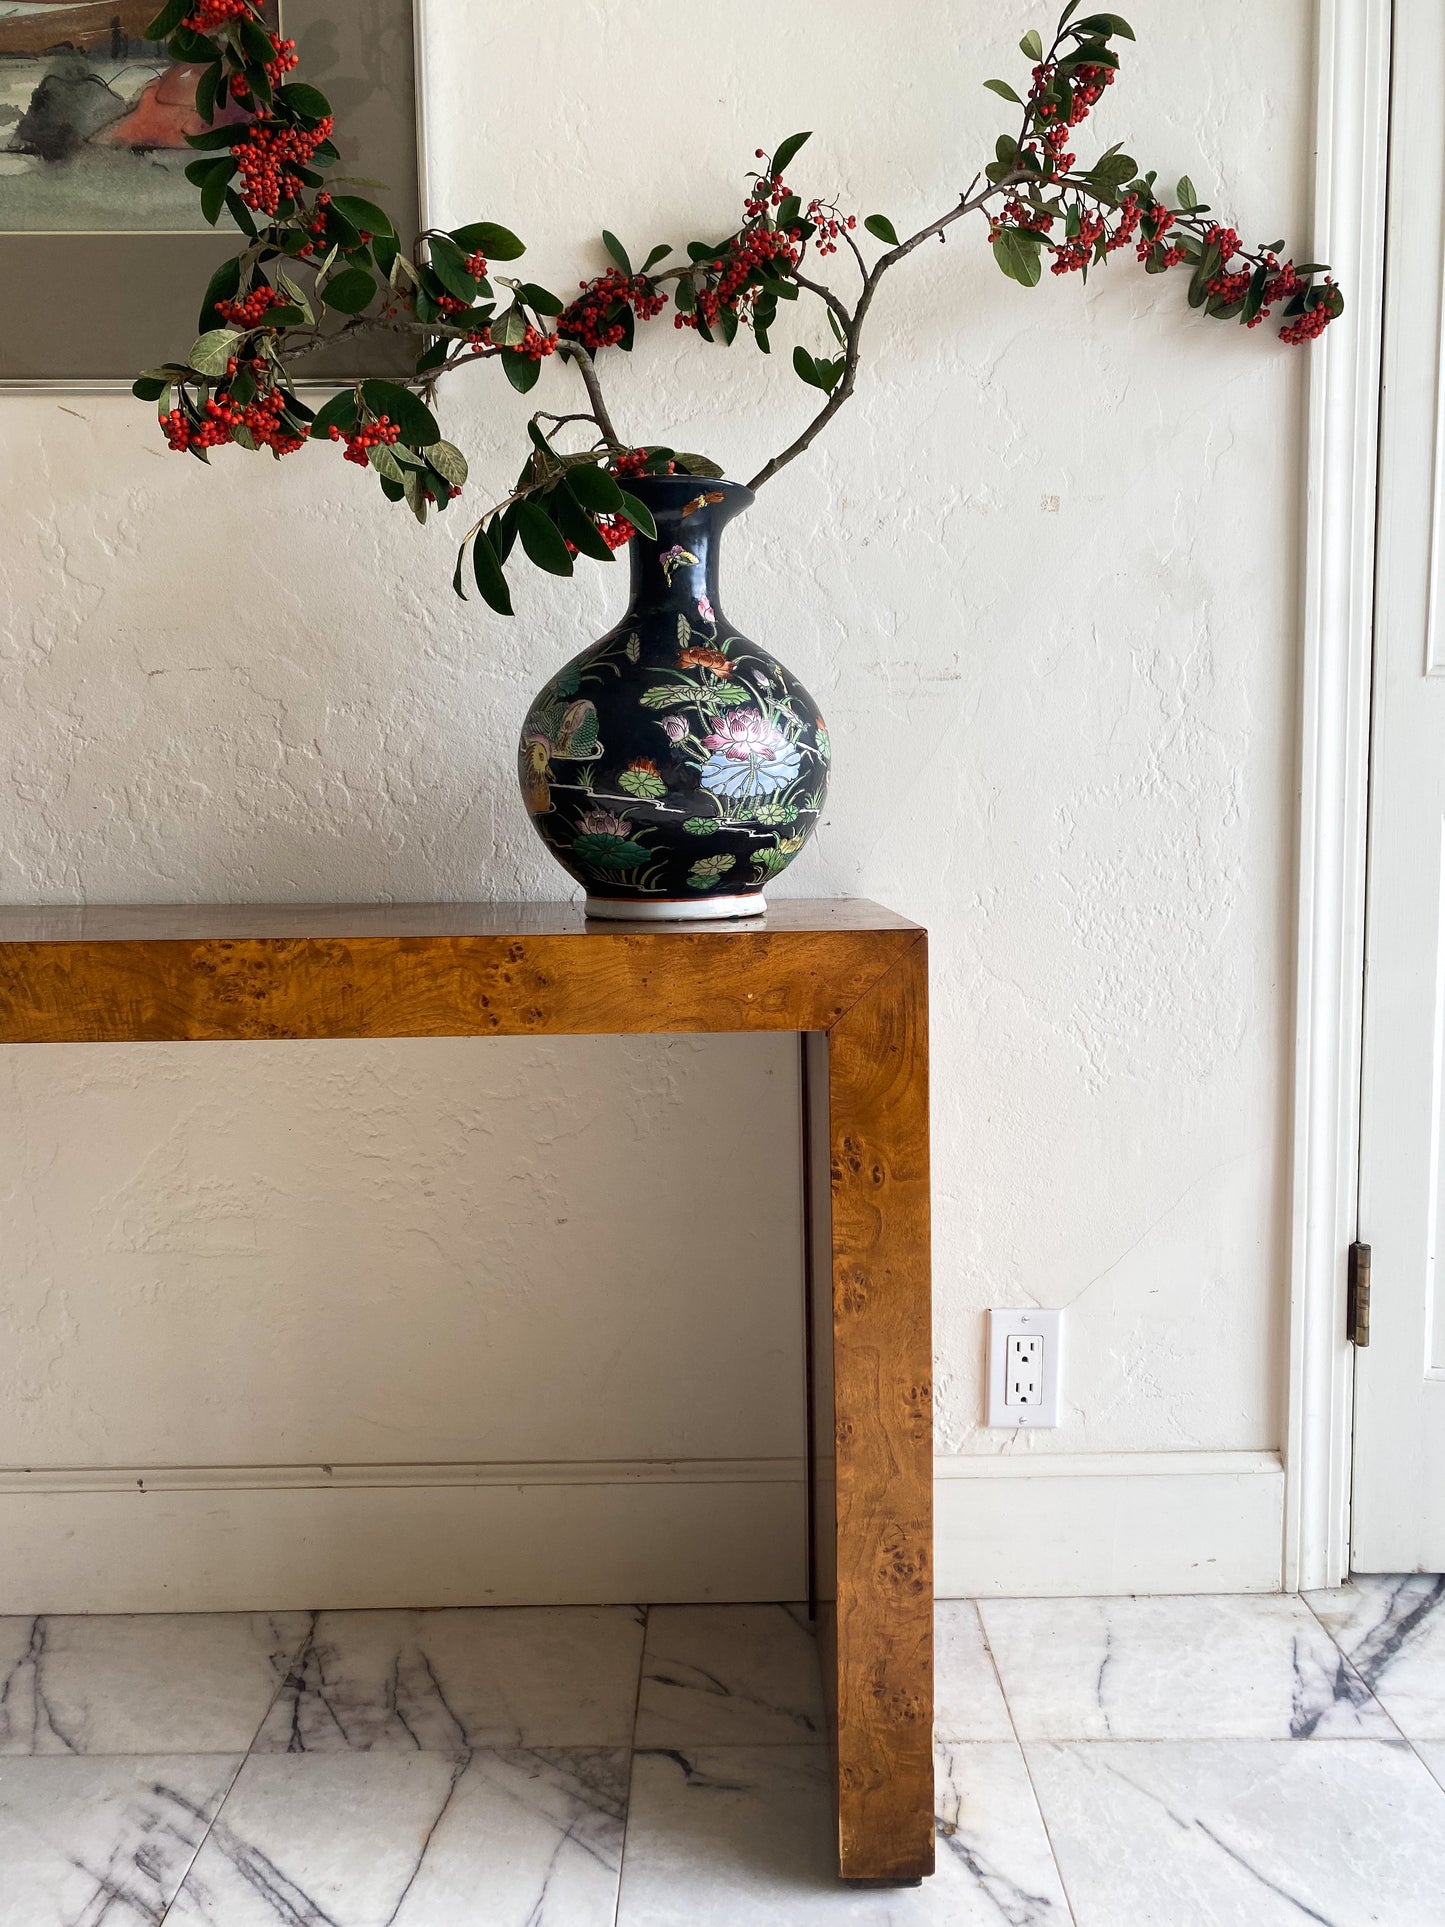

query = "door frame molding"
(1284, 0), (1392, 1592)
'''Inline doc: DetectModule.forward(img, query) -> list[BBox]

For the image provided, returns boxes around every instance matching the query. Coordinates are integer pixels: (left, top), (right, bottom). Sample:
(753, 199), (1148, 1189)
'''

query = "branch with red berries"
(134, 0), (1342, 616)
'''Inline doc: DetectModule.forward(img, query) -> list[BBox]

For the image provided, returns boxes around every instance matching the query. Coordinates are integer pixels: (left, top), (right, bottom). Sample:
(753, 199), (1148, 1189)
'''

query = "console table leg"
(809, 941), (934, 1883)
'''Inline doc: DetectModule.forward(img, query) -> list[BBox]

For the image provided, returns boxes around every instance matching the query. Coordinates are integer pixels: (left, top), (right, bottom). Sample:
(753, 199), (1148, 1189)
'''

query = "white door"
(1352, 0), (1445, 1571)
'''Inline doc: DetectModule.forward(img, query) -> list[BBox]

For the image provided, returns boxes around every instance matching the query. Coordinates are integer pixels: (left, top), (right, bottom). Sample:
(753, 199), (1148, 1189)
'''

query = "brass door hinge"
(1347, 1241), (1371, 1346)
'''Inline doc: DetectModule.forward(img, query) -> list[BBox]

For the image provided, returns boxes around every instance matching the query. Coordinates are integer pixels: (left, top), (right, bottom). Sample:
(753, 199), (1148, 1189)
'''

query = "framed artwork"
(0, 0), (422, 383)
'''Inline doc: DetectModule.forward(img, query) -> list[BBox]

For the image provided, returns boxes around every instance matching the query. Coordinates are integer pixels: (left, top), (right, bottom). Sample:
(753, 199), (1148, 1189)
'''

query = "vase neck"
(619, 474), (752, 624)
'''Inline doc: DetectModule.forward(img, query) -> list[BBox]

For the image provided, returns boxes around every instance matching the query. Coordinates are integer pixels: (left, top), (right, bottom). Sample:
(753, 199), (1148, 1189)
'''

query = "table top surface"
(0, 898), (921, 946)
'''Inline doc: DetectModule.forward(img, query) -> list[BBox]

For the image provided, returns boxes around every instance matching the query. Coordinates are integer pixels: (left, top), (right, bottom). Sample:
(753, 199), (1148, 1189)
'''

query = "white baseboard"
(0, 1449), (1286, 1611)
(0, 1459), (806, 1613)
(935, 1450), (1285, 1597)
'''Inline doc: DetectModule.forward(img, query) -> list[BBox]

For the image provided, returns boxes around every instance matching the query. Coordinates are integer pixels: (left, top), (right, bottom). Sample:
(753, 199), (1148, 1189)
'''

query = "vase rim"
(619, 471), (754, 515)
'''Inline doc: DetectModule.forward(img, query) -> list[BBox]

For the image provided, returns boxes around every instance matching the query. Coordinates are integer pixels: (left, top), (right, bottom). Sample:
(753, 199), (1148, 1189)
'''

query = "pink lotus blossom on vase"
(578, 807), (631, 837)
(703, 709), (783, 759)
(697, 594), (714, 623)
(660, 715), (689, 742)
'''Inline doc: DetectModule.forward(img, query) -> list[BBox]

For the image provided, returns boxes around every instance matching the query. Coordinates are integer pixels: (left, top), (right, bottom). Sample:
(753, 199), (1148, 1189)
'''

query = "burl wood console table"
(0, 897), (933, 1884)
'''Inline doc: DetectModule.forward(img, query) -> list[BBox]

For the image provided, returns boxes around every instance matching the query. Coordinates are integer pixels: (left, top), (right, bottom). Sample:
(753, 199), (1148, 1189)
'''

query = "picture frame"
(0, 0), (424, 386)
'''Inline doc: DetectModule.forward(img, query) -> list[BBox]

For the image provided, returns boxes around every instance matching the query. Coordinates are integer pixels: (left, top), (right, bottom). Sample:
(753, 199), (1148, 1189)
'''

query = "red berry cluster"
(230, 32), (299, 101)
(744, 159), (792, 221)
(473, 323), (557, 359)
(514, 325), (557, 360)
(557, 268), (667, 351)
(599, 516), (635, 551)
(1030, 58), (1113, 131)
(1136, 205), (1187, 268)
(996, 195), (1055, 237)
(162, 382), (304, 457)
(214, 283), (288, 329)
(1280, 289), (1337, 344)
(183, 0), (250, 28)
(675, 226), (800, 332)
(1048, 207), (1107, 274)
(231, 111), (334, 217)
(329, 415), (401, 466)
(804, 198), (857, 258)
(609, 448), (673, 479)
(463, 251), (488, 279)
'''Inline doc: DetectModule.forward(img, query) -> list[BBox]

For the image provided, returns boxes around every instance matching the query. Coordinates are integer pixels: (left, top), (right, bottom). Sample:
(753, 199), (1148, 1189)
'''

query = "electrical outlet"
(987, 1308), (1062, 1427)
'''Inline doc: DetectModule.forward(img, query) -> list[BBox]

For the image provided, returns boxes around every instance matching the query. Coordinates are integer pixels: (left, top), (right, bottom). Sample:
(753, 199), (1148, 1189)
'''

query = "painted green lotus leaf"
(639, 686), (695, 709)
(749, 800), (799, 826)
(573, 832), (651, 871)
(553, 665), (583, 698)
(618, 767), (667, 799)
(683, 817), (717, 835)
(687, 853), (736, 888)
(703, 683), (753, 707)
(751, 845), (794, 878)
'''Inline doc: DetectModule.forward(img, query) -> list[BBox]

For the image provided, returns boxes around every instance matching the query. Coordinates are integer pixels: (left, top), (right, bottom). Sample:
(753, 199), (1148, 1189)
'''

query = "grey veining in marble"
(1025, 1737), (1445, 1927)
(1305, 1573), (1445, 1738)
(166, 1747), (628, 1926)
(0, 1614), (307, 1756)
(617, 1741), (1069, 1925)
(634, 1604), (825, 1746)
(934, 1602), (1015, 1742)
(979, 1592), (1392, 1741)
(251, 1605), (645, 1752)
(0, 1753), (239, 1924)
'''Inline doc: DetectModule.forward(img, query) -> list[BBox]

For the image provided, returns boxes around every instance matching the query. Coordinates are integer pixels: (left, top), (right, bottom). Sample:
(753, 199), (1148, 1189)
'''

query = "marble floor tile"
(1412, 1739), (1445, 1793)
(166, 1747), (627, 1927)
(251, 1605), (645, 1753)
(1027, 1737), (1445, 1927)
(616, 1741), (1070, 1925)
(634, 1604), (825, 1747)
(934, 1601), (1015, 1741)
(1305, 1573), (1445, 1739)
(0, 1753), (239, 1925)
(0, 1614), (307, 1756)
(979, 1592), (1391, 1741)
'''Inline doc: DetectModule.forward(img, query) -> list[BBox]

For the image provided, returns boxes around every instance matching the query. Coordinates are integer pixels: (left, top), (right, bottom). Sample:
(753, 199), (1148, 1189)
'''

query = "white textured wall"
(0, 0), (1314, 1599)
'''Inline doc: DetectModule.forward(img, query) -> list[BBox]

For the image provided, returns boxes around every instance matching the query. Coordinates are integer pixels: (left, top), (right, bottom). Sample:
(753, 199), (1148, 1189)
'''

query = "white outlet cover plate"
(987, 1307), (1063, 1428)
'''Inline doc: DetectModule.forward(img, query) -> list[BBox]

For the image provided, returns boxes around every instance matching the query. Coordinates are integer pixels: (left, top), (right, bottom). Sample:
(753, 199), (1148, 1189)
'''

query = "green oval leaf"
(615, 488), (657, 541)
(564, 463), (625, 514)
(554, 488), (615, 561)
(601, 229), (633, 275)
(771, 130), (811, 175)
(991, 228), (1042, 288)
(516, 499), (575, 576)
(472, 526), (514, 613)
(428, 237), (479, 302)
(197, 254), (242, 330)
(309, 390), (361, 439)
(329, 194), (394, 241)
(145, 0), (189, 35)
(276, 81), (333, 121)
(429, 439), (468, 489)
(1070, 12), (1135, 39)
(449, 220), (526, 261)
(188, 327), (241, 376)
(1020, 28), (1044, 59)
(863, 214), (899, 246)
(501, 350), (541, 394)
(321, 266), (378, 315)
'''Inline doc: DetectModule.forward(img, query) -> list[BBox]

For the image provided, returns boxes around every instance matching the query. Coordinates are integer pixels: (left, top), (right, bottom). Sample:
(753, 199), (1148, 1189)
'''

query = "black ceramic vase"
(518, 473), (830, 919)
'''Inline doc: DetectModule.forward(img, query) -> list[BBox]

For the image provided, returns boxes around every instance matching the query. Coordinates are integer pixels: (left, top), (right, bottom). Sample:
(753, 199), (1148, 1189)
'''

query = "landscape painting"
(0, 0), (280, 233)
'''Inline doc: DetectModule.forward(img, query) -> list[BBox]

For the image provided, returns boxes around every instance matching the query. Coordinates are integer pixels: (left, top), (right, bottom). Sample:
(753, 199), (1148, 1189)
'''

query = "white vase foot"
(584, 892), (767, 922)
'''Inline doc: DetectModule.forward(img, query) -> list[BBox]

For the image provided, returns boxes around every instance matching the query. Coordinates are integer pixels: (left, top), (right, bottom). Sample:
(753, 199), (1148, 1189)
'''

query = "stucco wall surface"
(0, 1), (1312, 1573)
